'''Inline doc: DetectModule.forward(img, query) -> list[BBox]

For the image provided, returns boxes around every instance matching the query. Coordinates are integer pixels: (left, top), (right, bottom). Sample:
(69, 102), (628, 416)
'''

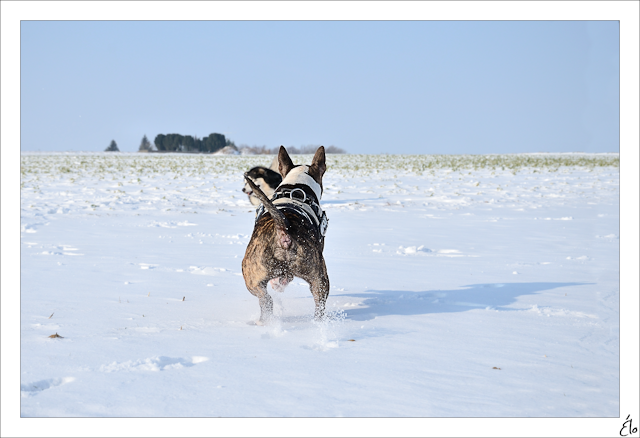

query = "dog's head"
(277, 146), (327, 201)
(243, 166), (282, 206)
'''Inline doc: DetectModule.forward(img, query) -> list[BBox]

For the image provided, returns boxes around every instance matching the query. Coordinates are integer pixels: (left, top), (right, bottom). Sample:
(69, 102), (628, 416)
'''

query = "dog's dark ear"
(308, 146), (326, 186)
(278, 146), (295, 177)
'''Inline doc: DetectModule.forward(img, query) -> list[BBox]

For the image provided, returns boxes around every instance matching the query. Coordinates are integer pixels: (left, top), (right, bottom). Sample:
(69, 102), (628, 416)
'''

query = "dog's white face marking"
(280, 166), (322, 201)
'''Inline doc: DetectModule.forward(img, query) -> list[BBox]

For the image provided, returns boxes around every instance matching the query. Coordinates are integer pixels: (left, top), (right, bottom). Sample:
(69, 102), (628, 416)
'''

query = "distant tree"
(105, 140), (119, 152)
(138, 135), (153, 152)
(151, 132), (232, 153)
(194, 136), (202, 152)
(163, 134), (172, 151)
(212, 133), (226, 152)
(201, 135), (211, 152)
(183, 135), (195, 152)
(200, 136), (209, 152)
(174, 134), (183, 151)
(202, 133), (226, 153)
(163, 133), (184, 152)
(154, 134), (166, 151)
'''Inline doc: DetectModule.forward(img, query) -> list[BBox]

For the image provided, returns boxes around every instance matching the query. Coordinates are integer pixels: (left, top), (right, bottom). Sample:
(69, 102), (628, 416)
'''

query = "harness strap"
(254, 194), (329, 238)
(273, 197), (319, 227)
(272, 184), (319, 205)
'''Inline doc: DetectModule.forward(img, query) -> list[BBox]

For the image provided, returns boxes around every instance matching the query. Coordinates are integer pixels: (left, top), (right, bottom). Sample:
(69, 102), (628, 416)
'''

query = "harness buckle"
(289, 188), (306, 203)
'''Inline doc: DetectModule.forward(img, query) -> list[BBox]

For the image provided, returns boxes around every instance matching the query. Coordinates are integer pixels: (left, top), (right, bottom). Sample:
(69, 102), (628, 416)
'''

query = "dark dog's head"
(242, 166), (282, 206)
(277, 146), (327, 200)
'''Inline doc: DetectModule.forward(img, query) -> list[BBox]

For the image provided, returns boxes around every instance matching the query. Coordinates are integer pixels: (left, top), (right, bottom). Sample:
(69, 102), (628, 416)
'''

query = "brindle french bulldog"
(242, 146), (329, 325)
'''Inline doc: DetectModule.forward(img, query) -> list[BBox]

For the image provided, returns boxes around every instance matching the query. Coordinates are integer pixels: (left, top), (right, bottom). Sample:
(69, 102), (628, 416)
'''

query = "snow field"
(19, 152), (620, 419)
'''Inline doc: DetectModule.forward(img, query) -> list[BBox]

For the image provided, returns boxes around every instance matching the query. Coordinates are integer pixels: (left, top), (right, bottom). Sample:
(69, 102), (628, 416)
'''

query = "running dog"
(242, 146), (329, 324)
(242, 166), (282, 207)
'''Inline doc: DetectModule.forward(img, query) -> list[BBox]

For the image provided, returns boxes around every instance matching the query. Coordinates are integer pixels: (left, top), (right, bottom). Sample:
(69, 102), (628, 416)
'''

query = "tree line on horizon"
(106, 133), (232, 153)
(153, 133), (234, 153)
(106, 134), (346, 154)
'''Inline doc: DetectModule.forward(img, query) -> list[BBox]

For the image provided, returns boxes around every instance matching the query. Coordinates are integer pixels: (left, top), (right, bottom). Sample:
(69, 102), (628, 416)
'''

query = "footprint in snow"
(47, 207), (70, 214)
(596, 234), (618, 239)
(41, 245), (83, 256)
(147, 221), (177, 228)
(21, 377), (75, 397)
(397, 245), (433, 255)
(368, 243), (386, 253)
(189, 266), (231, 276)
(540, 217), (573, 221)
(176, 221), (197, 227)
(22, 224), (40, 234)
(21, 222), (50, 234)
(99, 356), (208, 372)
(61, 246), (83, 256)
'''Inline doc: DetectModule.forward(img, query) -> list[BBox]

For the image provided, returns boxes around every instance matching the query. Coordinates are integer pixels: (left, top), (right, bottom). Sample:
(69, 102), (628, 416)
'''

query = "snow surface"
(17, 153), (622, 422)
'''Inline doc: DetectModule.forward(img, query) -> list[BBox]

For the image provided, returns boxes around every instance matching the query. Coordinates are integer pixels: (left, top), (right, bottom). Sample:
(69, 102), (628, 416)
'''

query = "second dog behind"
(242, 165), (282, 207)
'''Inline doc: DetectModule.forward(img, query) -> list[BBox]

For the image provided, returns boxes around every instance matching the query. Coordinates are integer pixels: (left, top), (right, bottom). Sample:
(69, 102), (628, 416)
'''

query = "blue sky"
(20, 20), (619, 154)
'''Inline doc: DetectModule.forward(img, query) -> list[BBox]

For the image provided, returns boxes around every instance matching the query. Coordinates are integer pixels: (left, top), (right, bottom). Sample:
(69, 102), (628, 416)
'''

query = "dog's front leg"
(248, 283), (273, 325)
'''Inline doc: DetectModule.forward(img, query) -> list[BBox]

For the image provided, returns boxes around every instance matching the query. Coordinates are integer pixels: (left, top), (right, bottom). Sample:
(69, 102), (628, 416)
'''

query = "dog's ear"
(308, 146), (326, 185)
(278, 146), (295, 177)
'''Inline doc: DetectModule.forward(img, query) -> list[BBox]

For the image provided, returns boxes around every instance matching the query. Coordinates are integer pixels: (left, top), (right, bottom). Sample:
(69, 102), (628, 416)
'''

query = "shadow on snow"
(333, 282), (590, 321)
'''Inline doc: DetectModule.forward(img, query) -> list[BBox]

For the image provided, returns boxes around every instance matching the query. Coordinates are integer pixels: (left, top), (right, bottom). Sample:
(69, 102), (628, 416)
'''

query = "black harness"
(255, 183), (329, 238)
